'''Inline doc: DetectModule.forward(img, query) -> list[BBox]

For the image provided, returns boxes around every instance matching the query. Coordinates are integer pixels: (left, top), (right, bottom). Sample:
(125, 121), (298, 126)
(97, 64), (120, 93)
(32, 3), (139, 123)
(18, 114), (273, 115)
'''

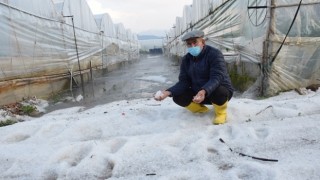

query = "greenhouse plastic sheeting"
(165, 0), (320, 96)
(0, 0), (62, 19)
(94, 13), (116, 38)
(182, 5), (192, 33)
(0, 0), (139, 105)
(54, 0), (100, 33)
(0, 0), (139, 81)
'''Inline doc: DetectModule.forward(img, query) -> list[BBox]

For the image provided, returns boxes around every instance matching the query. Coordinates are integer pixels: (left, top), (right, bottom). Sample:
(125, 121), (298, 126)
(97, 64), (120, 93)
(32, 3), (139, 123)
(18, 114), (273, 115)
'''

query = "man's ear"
(201, 38), (205, 45)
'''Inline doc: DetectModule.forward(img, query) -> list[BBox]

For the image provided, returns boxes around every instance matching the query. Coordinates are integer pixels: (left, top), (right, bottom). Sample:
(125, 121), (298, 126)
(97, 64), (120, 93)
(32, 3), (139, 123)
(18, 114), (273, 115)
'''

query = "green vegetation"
(0, 119), (17, 127)
(228, 64), (256, 92)
(49, 93), (62, 104)
(21, 105), (37, 115)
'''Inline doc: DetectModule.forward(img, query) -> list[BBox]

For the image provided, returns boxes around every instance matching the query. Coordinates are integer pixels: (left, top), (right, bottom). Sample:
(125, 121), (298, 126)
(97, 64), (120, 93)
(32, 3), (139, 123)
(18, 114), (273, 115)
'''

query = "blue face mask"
(187, 46), (202, 56)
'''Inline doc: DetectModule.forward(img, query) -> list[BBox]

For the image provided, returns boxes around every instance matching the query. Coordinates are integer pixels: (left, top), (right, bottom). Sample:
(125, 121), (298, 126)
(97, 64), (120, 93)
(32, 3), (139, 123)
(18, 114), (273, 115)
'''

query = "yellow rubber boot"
(185, 102), (209, 113)
(213, 101), (228, 125)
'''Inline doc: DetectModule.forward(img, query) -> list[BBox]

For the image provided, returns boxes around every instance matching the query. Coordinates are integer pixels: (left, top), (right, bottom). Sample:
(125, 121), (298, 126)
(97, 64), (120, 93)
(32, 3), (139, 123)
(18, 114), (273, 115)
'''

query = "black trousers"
(172, 86), (232, 107)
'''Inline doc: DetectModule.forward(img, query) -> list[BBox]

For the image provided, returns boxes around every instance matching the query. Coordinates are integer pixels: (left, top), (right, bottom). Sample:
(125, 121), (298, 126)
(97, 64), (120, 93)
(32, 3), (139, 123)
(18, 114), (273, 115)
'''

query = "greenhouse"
(0, 0), (139, 105)
(165, 0), (320, 96)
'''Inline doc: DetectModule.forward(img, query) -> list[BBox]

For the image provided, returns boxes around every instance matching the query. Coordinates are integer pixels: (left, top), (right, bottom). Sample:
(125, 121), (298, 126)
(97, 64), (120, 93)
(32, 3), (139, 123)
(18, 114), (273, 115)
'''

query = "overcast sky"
(86, 0), (192, 35)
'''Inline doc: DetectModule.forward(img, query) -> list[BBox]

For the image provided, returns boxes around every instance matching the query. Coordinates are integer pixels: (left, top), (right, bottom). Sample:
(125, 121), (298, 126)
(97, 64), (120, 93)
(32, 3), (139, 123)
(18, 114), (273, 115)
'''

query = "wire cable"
(219, 138), (278, 162)
(270, 0), (303, 64)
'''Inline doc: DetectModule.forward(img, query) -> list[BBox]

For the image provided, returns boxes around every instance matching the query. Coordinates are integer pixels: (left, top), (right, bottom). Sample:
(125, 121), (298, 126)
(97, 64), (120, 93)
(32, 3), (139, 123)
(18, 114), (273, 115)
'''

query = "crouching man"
(154, 29), (234, 125)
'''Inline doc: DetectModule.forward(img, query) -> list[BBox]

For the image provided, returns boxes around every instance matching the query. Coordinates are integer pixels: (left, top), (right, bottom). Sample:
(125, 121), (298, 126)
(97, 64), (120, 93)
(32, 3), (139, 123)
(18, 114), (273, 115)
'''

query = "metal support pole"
(64, 15), (85, 97)
(100, 31), (104, 68)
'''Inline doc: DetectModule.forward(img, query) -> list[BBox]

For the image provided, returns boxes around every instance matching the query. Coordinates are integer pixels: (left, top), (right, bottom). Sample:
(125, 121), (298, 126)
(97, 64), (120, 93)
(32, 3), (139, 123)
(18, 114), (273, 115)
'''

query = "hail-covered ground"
(0, 87), (319, 180)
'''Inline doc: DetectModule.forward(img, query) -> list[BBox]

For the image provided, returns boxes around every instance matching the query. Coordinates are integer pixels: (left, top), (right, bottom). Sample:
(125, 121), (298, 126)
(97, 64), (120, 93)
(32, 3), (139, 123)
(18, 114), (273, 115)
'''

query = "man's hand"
(154, 90), (171, 101)
(193, 89), (206, 103)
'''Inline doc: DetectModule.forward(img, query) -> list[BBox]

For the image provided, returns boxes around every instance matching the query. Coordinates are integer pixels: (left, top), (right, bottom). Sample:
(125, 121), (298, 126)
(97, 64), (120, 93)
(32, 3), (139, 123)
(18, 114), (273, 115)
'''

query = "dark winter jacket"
(168, 45), (234, 97)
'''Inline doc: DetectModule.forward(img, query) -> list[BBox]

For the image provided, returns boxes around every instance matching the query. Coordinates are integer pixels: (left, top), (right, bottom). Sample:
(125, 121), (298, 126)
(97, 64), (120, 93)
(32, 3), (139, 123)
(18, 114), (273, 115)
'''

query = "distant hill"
(137, 35), (164, 40)
(137, 29), (166, 40)
(139, 29), (166, 36)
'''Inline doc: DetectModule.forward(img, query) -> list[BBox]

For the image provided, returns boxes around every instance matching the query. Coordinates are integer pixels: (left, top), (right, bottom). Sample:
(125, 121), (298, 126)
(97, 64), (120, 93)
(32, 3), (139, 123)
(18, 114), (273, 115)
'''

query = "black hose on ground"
(219, 138), (278, 162)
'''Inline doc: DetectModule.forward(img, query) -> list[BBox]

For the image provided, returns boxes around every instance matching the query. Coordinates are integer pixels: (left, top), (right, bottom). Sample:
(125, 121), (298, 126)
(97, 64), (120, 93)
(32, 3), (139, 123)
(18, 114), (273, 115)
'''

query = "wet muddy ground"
(46, 55), (180, 112)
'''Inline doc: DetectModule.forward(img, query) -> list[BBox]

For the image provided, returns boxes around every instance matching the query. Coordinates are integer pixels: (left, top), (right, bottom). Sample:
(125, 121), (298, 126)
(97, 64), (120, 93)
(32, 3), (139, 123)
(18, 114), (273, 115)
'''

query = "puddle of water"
(46, 55), (180, 112)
